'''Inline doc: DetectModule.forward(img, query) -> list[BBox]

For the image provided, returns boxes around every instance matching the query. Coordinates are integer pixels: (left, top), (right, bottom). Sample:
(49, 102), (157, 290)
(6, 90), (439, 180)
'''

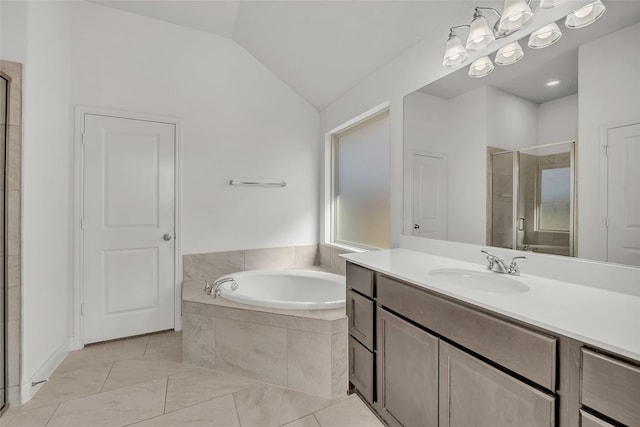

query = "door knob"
(163, 233), (173, 241)
(414, 224), (420, 230)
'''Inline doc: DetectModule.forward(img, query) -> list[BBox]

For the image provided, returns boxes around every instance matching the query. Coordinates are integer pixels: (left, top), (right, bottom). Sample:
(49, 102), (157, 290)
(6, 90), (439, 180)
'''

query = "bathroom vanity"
(343, 250), (640, 427)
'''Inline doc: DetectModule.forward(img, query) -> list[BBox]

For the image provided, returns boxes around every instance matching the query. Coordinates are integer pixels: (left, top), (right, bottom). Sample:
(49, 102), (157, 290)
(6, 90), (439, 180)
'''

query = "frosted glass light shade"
(466, 15), (495, 51)
(528, 23), (562, 49)
(443, 34), (469, 67)
(498, 0), (533, 34)
(468, 56), (494, 78)
(495, 41), (524, 65)
(565, 0), (606, 29)
(540, 0), (568, 8)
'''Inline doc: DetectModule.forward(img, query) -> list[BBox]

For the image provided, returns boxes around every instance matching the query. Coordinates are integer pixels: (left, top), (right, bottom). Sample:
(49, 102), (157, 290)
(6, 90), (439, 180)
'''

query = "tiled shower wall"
(183, 244), (353, 281)
(1, 60), (23, 405)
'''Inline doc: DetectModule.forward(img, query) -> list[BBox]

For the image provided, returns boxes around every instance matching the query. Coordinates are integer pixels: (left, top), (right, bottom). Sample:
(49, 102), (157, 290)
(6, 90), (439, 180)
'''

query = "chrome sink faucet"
(481, 250), (526, 276)
(204, 277), (237, 297)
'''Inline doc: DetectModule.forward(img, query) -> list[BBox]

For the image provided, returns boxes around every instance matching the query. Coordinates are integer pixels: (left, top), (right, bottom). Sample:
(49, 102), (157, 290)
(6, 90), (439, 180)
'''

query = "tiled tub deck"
(182, 280), (348, 399)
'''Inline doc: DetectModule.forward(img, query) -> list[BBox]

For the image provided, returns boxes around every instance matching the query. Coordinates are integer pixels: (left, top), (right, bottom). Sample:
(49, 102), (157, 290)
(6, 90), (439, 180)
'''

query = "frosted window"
(538, 167), (570, 231)
(334, 112), (390, 248)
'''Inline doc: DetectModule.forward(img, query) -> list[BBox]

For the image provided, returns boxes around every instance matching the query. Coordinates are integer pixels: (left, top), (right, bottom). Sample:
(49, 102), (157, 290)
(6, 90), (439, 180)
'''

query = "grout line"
(231, 390), (243, 427)
(44, 403), (61, 427)
(143, 336), (150, 356)
(312, 413), (322, 426)
(162, 376), (169, 414)
(99, 362), (116, 393)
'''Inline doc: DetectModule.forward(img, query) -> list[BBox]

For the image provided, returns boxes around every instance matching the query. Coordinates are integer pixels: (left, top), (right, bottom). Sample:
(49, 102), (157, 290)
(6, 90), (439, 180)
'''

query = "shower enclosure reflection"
(0, 75), (7, 412)
(489, 141), (574, 256)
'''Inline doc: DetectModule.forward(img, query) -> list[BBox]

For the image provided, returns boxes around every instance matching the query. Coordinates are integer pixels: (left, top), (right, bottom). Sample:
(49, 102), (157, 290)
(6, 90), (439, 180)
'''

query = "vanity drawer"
(579, 410), (615, 427)
(347, 290), (374, 351)
(347, 262), (375, 298)
(581, 349), (640, 426)
(377, 273), (557, 391)
(349, 335), (375, 405)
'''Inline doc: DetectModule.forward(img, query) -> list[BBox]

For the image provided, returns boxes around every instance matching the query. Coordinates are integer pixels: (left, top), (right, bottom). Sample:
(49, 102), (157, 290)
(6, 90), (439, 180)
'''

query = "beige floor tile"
(102, 356), (189, 392)
(313, 395), (384, 427)
(130, 394), (240, 427)
(55, 335), (150, 375)
(165, 367), (255, 413)
(144, 331), (183, 362)
(234, 384), (332, 427)
(20, 363), (113, 411)
(47, 378), (167, 427)
(3, 404), (58, 427)
(281, 414), (321, 427)
(215, 318), (287, 386)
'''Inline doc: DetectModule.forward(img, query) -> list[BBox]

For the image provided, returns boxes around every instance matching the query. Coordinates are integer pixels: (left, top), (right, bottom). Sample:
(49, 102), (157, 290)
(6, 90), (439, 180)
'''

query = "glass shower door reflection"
(518, 142), (574, 257)
(490, 151), (514, 250)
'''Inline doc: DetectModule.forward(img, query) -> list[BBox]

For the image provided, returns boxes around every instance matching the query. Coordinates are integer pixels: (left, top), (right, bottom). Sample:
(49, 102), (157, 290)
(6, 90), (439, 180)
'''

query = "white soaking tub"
(215, 269), (345, 310)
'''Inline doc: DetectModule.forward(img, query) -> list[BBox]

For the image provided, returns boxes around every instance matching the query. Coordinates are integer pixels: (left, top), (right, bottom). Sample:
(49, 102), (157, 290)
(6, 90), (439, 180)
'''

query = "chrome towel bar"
(229, 180), (287, 187)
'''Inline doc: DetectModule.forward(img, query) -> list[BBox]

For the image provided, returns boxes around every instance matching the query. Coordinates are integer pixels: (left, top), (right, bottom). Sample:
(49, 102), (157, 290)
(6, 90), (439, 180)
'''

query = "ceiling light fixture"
(498, 0), (534, 34)
(546, 80), (561, 86)
(565, 0), (606, 29)
(441, 0), (607, 78)
(528, 23), (563, 49)
(443, 26), (470, 67)
(469, 56), (495, 78)
(466, 9), (496, 51)
(495, 41), (524, 65)
(540, 0), (569, 8)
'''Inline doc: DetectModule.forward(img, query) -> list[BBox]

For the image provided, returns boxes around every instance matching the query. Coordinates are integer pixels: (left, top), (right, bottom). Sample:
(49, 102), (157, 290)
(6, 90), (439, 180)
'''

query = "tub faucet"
(481, 250), (526, 276)
(204, 277), (237, 298)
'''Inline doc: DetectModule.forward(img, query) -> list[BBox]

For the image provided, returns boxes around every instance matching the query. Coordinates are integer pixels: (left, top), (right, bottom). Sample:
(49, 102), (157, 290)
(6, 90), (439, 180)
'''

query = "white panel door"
(412, 154), (447, 239)
(607, 123), (640, 266)
(83, 114), (175, 344)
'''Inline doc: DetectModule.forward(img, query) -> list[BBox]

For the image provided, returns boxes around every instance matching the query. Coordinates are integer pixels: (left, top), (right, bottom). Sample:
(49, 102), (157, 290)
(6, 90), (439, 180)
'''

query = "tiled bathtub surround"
(183, 244), (354, 280)
(182, 281), (348, 399)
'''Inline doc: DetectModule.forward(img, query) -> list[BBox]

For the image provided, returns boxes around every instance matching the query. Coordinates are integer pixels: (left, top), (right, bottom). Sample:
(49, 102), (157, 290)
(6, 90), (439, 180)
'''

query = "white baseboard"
(20, 338), (71, 404)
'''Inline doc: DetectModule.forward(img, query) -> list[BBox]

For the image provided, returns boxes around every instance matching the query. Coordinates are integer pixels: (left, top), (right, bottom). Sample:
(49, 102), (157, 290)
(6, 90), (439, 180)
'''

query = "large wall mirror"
(403, 1), (640, 267)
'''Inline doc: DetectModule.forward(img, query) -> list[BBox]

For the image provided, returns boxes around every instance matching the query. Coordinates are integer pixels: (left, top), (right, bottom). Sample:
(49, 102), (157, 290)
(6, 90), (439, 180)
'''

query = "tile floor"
(0, 331), (384, 427)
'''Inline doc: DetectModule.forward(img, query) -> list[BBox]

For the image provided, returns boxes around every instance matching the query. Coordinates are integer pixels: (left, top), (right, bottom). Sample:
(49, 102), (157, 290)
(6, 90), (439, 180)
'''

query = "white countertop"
(342, 248), (640, 363)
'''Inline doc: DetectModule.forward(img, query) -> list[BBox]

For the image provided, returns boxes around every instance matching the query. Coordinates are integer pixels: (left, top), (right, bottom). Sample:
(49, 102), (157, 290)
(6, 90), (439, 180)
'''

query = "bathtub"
(215, 269), (345, 310)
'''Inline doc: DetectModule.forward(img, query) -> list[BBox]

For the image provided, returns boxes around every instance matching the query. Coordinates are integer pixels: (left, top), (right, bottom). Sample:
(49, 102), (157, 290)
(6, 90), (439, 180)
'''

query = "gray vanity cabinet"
(579, 411), (615, 427)
(376, 307), (438, 427)
(439, 341), (555, 427)
(580, 349), (640, 426)
(346, 263), (376, 405)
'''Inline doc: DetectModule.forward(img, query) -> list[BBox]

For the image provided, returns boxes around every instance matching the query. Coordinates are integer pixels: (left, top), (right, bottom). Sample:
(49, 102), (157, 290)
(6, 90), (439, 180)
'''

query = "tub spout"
(206, 277), (236, 298)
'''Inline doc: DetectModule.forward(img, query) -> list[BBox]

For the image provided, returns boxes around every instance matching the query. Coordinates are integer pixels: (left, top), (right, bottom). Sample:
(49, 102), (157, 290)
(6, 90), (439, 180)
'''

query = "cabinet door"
(376, 307), (438, 427)
(439, 342), (555, 427)
(349, 336), (374, 404)
(347, 290), (374, 350)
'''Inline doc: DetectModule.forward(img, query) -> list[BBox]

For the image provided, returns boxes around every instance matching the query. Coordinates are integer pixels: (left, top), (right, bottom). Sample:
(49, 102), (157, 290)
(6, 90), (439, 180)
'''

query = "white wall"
(538, 93), (578, 146)
(578, 22), (640, 261)
(70, 2), (320, 254)
(18, 0), (74, 401)
(447, 87), (488, 245)
(487, 86), (538, 151)
(0, 0), (28, 63)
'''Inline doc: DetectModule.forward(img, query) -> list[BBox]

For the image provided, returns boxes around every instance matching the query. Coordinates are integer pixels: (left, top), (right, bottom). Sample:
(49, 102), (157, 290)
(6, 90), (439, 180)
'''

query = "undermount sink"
(428, 269), (529, 294)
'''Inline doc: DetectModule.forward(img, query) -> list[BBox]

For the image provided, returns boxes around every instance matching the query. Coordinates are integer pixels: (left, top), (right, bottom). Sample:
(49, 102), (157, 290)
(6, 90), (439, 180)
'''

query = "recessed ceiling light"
(546, 80), (561, 87)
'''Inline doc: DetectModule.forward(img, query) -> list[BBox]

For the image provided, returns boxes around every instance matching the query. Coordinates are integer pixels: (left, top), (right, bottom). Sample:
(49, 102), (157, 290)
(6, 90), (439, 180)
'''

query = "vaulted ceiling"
(92, 1), (492, 110)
